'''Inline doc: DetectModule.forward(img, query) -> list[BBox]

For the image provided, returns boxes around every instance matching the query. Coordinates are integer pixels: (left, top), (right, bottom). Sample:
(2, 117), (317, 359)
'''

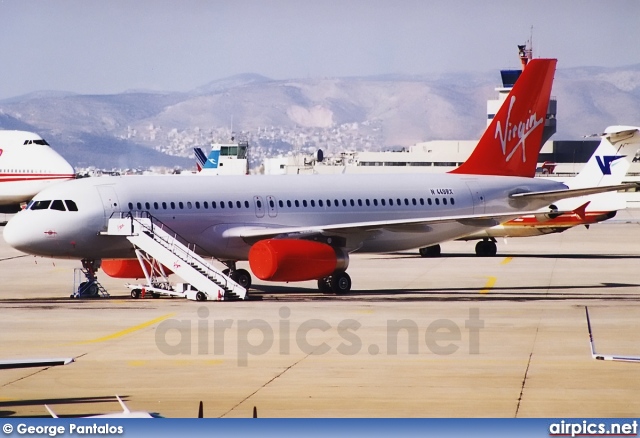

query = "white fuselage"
(0, 131), (75, 205)
(3, 172), (568, 261)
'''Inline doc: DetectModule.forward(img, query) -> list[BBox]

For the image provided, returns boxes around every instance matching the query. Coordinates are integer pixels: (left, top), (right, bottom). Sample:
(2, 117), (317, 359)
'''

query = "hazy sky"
(1, 0), (639, 100)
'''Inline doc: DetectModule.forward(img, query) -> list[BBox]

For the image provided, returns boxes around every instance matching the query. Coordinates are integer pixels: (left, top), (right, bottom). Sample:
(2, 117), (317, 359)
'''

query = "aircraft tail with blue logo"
(569, 126), (637, 189)
(203, 145), (221, 171)
(558, 126), (639, 213)
(194, 147), (207, 172)
(194, 145), (221, 174)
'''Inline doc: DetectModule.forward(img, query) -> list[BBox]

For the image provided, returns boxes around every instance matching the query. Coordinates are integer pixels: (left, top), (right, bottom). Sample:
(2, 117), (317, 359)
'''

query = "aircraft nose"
(3, 214), (34, 253)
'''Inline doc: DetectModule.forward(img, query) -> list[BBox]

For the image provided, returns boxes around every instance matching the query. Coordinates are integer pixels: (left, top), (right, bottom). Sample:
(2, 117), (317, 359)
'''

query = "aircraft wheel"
(317, 277), (332, 293)
(86, 283), (99, 297)
(475, 240), (497, 257)
(196, 291), (207, 301)
(131, 289), (141, 299)
(231, 269), (252, 289)
(330, 272), (352, 294)
(419, 245), (441, 257)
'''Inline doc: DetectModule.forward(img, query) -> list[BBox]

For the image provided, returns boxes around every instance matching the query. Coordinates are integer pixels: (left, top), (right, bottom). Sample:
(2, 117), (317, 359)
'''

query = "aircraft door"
(266, 195), (278, 218)
(464, 181), (485, 214)
(254, 196), (265, 218)
(96, 185), (121, 218)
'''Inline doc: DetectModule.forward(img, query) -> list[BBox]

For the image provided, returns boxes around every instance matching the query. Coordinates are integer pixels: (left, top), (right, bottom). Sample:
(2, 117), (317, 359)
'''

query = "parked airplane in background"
(193, 138), (249, 175)
(4, 59), (634, 295)
(420, 125), (638, 257)
(0, 130), (75, 213)
(45, 395), (158, 418)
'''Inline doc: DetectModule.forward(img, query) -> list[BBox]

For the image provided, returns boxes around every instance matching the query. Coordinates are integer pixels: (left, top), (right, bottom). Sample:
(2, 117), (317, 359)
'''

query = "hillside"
(1, 64), (639, 169)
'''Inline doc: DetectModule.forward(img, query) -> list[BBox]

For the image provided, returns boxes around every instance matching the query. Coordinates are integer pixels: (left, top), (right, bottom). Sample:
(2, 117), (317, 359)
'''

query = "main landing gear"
(475, 239), (497, 257)
(222, 262), (252, 290)
(317, 271), (352, 294)
(419, 244), (441, 258)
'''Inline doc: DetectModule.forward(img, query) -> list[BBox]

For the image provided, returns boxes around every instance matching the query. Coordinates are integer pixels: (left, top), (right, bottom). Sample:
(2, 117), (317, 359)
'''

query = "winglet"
(115, 395), (131, 414)
(450, 58), (557, 177)
(44, 405), (59, 418)
(585, 306), (597, 359)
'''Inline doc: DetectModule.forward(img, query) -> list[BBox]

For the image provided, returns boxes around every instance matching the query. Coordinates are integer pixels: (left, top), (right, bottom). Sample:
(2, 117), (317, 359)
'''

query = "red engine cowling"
(101, 259), (172, 279)
(249, 239), (349, 282)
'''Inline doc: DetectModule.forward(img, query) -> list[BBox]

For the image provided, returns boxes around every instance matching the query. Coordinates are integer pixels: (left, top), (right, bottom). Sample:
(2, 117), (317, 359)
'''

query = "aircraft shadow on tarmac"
(385, 252), (640, 260)
(250, 282), (640, 302)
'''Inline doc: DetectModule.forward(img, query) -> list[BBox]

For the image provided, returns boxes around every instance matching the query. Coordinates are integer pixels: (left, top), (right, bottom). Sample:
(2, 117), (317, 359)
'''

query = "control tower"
(486, 42), (557, 147)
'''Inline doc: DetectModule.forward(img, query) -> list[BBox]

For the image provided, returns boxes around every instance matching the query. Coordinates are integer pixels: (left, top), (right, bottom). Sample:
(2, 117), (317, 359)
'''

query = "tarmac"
(2, 211), (640, 418)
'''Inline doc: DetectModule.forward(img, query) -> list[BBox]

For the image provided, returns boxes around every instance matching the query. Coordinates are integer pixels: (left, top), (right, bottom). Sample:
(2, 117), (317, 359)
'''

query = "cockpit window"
(31, 200), (51, 210)
(50, 200), (66, 211)
(22, 139), (50, 146)
(65, 200), (78, 211)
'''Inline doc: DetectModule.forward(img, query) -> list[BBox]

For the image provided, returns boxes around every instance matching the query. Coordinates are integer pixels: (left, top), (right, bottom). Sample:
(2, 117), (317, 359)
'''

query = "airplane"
(194, 138), (249, 175)
(419, 125), (637, 257)
(45, 395), (158, 418)
(0, 130), (75, 214)
(3, 59), (636, 294)
(194, 147), (208, 172)
(585, 306), (640, 363)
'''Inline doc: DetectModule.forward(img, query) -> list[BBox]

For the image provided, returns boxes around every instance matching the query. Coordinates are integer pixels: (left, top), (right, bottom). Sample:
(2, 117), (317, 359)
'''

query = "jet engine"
(248, 239), (349, 282)
(101, 259), (171, 279)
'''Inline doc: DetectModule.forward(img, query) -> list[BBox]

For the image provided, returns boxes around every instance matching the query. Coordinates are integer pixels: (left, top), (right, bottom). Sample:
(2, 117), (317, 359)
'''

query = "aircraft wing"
(236, 210), (544, 242)
(0, 357), (74, 369)
(586, 307), (640, 363)
(510, 183), (639, 205)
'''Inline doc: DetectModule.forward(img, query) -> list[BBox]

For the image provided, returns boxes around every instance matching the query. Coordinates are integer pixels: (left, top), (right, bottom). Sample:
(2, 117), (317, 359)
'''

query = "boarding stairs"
(104, 215), (246, 301)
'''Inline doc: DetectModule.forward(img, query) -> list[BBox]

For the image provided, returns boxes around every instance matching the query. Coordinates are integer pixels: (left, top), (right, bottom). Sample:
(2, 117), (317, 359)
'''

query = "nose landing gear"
(72, 259), (109, 298)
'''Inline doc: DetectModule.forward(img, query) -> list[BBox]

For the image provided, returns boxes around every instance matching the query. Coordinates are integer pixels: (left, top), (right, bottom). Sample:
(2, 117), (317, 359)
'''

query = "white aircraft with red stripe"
(3, 59), (634, 293)
(0, 130), (75, 211)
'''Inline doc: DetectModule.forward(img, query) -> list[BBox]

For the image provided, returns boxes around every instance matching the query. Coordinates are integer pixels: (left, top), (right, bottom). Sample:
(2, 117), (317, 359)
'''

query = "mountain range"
(1, 65), (639, 170)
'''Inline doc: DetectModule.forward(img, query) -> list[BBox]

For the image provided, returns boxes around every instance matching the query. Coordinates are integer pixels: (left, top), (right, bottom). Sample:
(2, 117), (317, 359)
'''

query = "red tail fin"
(450, 58), (557, 177)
